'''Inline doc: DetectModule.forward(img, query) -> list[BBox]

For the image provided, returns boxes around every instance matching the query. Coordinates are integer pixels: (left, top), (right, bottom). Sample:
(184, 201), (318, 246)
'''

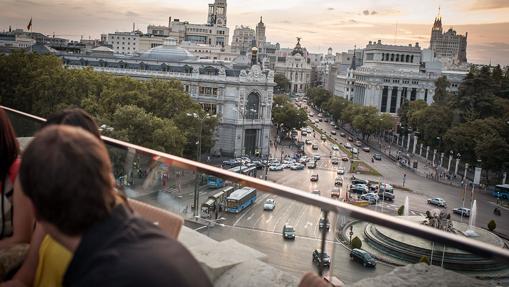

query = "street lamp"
(454, 153), (461, 176)
(187, 112), (216, 217)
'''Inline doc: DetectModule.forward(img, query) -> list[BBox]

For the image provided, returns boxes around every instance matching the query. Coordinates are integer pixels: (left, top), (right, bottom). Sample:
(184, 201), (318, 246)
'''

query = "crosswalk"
(370, 202), (426, 217)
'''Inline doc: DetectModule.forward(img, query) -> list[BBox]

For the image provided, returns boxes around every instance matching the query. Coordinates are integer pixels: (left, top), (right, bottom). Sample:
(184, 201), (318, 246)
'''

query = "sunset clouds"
(0, 0), (508, 65)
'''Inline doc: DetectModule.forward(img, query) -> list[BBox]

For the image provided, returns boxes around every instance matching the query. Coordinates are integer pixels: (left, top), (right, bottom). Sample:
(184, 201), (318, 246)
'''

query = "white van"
(352, 148), (359, 155)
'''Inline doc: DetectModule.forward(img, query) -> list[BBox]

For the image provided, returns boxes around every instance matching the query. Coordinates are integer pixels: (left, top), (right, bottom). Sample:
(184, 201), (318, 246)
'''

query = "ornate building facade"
(430, 14), (468, 64)
(274, 38), (312, 95)
(60, 38), (274, 157)
(231, 26), (255, 54)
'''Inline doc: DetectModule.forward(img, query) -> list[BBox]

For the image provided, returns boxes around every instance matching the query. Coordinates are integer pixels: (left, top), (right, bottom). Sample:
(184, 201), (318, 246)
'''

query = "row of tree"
(398, 65), (509, 179)
(306, 87), (396, 141)
(0, 51), (218, 158)
(271, 94), (308, 131)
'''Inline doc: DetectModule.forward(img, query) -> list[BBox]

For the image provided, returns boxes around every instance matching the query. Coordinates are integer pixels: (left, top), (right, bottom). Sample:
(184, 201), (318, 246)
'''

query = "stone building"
(334, 40), (467, 114)
(255, 17), (266, 48)
(274, 38), (312, 95)
(231, 26), (255, 54)
(430, 14), (468, 64)
(60, 37), (274, 157)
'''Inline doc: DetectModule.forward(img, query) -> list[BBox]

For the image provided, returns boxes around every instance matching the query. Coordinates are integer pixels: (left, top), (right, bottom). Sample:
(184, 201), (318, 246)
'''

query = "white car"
(427, 197), (447, 207)
(337, 167), (345, 175)
(269, 165), (284, 171)
(332, 145), (339, 151)
(344, 143), (352, 149)
(313, 154), (321, 160)
(264, 199), (276, 211)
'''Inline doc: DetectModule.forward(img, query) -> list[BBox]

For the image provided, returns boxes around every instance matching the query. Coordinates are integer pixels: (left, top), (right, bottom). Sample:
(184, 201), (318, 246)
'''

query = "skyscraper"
(255, 17), (266, 48)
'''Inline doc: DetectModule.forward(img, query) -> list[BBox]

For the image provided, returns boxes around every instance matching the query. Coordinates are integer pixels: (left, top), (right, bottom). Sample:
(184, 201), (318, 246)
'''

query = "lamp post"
(432, 149), (437, 167)
(463, 163), (469, 181)
(187, 112), (216, 217)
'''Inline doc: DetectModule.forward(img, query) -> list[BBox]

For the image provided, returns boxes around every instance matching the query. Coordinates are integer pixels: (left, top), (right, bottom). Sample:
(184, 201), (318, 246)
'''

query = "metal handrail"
(3, 104), (509, 263)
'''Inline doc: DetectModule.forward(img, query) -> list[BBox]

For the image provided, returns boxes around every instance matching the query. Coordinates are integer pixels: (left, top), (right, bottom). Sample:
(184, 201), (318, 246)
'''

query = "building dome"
(141, 37), (196, 62)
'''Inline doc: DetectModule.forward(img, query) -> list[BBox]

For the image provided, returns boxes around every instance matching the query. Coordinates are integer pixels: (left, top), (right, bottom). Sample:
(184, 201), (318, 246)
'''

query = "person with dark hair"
(43, 108), (101, 139)
(0, 108), (35, 249)
(6, 108), (103, 287)
(17, 126), (212, 286)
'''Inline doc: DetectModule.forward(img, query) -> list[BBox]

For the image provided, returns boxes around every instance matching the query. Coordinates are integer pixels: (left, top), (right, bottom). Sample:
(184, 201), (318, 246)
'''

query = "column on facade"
(387, 87), (393, 113)
(395, 87), (402, 113)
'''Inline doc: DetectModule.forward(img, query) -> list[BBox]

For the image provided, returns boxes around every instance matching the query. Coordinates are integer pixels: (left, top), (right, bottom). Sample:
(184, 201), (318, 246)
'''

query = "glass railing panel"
(4, 105), (509, 285)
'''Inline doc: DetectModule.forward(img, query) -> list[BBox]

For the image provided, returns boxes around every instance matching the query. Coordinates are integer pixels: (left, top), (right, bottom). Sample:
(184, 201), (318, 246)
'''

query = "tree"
(306, 87), (331, 110)
(324, 96), (350, 123)
(434, 76), (451, 104)
(272, 102), (308, 131)
(352, 106), (379, 140)
(274, 73), (290, 94)
(351, 236), (362, 249)
(488, 219), (496, 231)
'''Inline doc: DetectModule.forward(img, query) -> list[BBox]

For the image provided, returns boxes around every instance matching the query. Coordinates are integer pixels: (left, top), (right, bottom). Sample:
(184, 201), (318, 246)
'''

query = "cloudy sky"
(1, 0), (508, 65)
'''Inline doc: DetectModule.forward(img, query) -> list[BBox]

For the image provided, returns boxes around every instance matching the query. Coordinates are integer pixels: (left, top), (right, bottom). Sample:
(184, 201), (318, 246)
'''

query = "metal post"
(319, 210), (329, 277)
(241, 110), (245, 157)
(463, 163), (469, 180)
(432, 149), (437, 166)
(194, 119), (204, 218)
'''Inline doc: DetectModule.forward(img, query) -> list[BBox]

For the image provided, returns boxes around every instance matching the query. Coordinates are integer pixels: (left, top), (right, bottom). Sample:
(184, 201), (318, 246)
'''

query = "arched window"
(396, 54), (400, 62)
(245, 92), (260, 119)
(406, 55), (410, 62)
(410, 55), (414, 63)
(391, 54), (394, 61)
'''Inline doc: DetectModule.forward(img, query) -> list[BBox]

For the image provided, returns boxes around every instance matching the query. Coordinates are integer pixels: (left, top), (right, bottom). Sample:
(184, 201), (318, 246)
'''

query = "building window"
(424, 89), (428, 102)
(390, 87), (398, 113)
(381, 86), (388, 112)
(366, 53), (374, 61)
(199, 87), (218, 96)
(201, 103), (217, 114)
(411, 88), (417, 101)
(391, 54), (394, 61)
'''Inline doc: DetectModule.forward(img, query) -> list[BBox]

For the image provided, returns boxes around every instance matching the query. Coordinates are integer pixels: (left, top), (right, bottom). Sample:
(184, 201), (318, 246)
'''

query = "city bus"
(492, 184), (509, 200)
(228, 165), (257, 177)
(207, 175), (225, 188)
(225, 187), (257, 213)
(200, 187), (235, 218)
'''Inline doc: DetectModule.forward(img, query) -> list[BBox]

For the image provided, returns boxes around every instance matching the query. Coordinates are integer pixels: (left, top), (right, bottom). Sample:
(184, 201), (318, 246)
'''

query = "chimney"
(369, 41), (372, 45)
(169, 17), (171, 29)
(377, 39), (381, 44)
(415, 42), (419, 47)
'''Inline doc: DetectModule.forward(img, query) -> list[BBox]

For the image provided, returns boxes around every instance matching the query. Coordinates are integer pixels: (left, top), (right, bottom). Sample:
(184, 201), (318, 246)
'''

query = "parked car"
(331, 130), (337, 135)
(337, 167), (345, 175)
(347, 136), (353, 141)
(290, 163), (305, 170)
(350, 249), (376, 268)
(283, 225), (296, 240)
(310, 174), (319, 182)
(331, 188), (340, 198)
(379, 191), (395, 201)
(264, 199), (276, 211)
(341, 156), (349, 162)
(334, 126), (340, 130)
(319, 118), (323, 122)
(332, 145), (339, 151)
(352, 148), (359, 155)
(331, 157), (339, 165)
(334, 177), (343, 186)
(453, 207), (471, 217)
(299, 156), (310, 163)
(373, 153), (382, 160)
(324, 118), (329, 123)
(312, 144), (319, 150)
(344, 143), (352, 149)
(222, 159), (240, 167)
(340, 132), (346, 137)
(351, 178), (369, 185)
(319, 218), (330, 230)
(305, 139), (312, 145)
(301, 131), (307, 136)
(307, 161), (317, 169)
(378, 183), (394, 193)
(427, 197), (447, 207)
(362, 146), (370, 152)
(321, 135), (327, 140)
(350, 184), (368, 194)
(313, 154), (321, 161)
(354, 140), (362, 147)
(269, 165), (284, 171)
(312, 250), (331, 267)
(361, 193), (379, 204)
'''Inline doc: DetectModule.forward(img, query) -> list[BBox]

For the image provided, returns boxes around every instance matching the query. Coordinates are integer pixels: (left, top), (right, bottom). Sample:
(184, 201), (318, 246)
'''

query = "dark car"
(222, 159), (240, 167)
(351, 178), (369, 185)
(319, 218), (330, 231)
(379, 191), (395, 201)
(283, 224), (296, 240)
(373, 153), (382, 161)
(312, 249), (331, 267)
(350, 248), (376, 268)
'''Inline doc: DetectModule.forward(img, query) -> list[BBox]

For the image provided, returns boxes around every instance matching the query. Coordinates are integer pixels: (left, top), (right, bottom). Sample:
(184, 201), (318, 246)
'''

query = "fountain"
(464, 200), (478, 237)
(403, 196), (409, 216)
